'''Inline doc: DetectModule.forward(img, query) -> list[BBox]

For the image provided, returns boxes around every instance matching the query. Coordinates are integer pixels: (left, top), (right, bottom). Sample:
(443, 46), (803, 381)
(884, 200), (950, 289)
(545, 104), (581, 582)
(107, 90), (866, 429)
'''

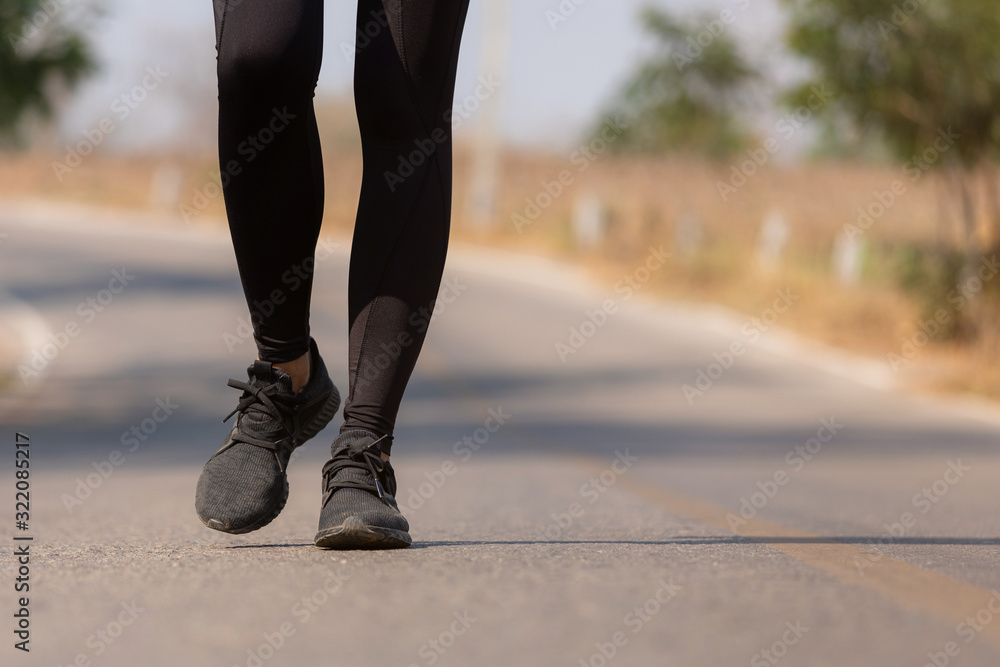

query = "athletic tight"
(212, 0), (471, 438)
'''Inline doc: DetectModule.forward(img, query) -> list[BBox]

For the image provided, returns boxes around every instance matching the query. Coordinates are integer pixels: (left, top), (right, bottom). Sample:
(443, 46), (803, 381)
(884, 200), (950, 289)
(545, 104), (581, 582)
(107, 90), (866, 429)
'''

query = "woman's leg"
(341, 0), (472, 441)
(214, 0), (325, 364)
(196, 0), (341, 536)
(314, 0), (471, 549)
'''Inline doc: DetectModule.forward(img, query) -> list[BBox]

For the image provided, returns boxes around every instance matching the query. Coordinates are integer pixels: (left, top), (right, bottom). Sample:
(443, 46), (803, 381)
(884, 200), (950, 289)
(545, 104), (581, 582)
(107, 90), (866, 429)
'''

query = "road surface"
(1, 205), (999, 667)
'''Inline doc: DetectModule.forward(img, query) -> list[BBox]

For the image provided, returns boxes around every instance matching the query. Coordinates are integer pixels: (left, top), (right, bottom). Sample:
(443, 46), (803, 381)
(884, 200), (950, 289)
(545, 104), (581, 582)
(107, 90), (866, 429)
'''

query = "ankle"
(335, 429), (392, 461)
(272, 350), (311, 393)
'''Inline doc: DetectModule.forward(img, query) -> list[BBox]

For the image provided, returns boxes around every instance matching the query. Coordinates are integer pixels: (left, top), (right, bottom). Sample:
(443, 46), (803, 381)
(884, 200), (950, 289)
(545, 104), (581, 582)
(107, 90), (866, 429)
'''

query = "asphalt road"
(1, 205), (1000, 667)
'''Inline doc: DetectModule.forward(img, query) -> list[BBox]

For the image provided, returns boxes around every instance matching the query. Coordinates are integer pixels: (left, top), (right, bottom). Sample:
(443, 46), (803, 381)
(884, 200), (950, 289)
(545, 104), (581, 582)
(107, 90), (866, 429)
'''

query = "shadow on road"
(221, 537), (1000, 550)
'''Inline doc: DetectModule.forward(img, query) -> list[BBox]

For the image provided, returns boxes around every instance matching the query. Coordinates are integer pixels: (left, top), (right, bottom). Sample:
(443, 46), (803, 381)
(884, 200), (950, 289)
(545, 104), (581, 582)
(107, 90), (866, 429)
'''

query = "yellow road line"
(584, 457), (1000, 652)
(419, 340), (1000, 651)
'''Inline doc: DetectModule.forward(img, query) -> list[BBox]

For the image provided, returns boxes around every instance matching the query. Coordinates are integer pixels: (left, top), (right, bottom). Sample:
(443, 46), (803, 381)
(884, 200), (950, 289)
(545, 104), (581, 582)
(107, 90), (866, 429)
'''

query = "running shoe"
(195, 338), (340, 534)
(314, 429), (411, 549)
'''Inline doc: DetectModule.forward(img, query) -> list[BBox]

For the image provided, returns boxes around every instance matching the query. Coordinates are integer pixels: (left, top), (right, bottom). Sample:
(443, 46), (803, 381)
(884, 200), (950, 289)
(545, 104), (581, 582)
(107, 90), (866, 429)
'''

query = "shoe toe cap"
(195, 446), (287, 533)
(318, 488), (410, 533)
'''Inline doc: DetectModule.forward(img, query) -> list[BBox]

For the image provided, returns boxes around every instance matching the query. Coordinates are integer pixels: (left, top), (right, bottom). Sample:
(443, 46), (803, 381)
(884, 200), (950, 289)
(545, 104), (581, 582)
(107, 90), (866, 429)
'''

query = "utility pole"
(465, 0), (508, 229)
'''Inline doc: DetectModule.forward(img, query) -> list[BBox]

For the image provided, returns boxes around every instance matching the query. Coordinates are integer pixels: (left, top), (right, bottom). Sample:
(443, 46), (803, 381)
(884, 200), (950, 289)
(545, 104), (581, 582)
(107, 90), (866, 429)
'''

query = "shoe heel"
(298, 386), (341, 444)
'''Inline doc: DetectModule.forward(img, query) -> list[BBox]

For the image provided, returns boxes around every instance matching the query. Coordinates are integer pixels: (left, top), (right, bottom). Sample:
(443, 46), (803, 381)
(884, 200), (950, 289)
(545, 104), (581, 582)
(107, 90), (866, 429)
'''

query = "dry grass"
(1, 135), (998, 399)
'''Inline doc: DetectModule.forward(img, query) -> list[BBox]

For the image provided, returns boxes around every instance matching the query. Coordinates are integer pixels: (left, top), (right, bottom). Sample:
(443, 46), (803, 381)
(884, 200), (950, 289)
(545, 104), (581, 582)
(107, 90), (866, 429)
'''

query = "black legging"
(212, 0), (470, 437)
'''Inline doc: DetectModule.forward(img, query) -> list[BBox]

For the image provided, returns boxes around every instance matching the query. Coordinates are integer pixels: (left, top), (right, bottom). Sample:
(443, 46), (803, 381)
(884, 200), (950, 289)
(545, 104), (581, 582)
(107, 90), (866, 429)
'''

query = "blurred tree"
(592, 7), (760, 159)
(0, 0), (97, 143)
(782, 0), (1000, 278)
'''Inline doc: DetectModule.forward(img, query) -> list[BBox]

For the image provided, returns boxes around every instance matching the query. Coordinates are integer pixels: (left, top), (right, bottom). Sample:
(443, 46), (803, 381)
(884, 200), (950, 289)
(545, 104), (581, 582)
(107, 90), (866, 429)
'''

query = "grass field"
(3, 126), (999, 399)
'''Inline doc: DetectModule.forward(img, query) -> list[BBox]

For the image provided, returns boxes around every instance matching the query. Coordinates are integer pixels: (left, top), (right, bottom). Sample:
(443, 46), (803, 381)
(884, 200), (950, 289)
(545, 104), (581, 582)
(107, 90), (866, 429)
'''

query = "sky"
(56, 0), (790, 152)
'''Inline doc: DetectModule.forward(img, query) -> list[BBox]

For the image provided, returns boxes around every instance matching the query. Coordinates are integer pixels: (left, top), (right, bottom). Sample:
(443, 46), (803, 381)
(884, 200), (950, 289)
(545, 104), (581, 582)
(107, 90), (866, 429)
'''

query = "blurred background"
(2, 0), (1000, 398)
(5, 3), (1000, 665)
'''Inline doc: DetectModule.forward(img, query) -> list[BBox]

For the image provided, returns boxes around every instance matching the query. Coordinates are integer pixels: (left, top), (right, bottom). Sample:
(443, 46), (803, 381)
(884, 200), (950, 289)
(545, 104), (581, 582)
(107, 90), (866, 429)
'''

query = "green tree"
(782, 0), (1000, 275)
(593, 7), (760, 158)
(1, 0), (97, 142)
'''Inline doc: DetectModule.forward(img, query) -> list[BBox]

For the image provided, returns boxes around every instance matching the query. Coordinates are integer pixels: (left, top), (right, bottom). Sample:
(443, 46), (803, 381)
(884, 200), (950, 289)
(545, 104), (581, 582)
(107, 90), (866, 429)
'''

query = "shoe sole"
(314, 516), (412, 550)
(198, 387), (341, 535)
(200, 476), (289, 535)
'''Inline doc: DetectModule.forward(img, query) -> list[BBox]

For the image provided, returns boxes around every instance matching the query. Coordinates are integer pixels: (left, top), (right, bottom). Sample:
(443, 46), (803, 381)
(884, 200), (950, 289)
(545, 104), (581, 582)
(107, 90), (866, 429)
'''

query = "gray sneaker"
(314, 430), (411, 549)
(195, 338), (340, 534)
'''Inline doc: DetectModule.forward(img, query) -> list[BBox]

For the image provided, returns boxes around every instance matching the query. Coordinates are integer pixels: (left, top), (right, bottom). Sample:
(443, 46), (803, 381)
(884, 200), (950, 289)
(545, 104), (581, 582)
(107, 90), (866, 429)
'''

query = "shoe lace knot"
(223, 378), (295, 456)
(321, 435), (393, 508)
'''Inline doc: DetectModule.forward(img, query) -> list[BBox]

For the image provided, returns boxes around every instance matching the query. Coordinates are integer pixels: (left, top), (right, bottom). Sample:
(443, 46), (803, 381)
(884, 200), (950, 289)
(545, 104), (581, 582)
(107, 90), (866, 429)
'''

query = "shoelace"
(321, 436), (392, 508)
(221, 378), (295, 456)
